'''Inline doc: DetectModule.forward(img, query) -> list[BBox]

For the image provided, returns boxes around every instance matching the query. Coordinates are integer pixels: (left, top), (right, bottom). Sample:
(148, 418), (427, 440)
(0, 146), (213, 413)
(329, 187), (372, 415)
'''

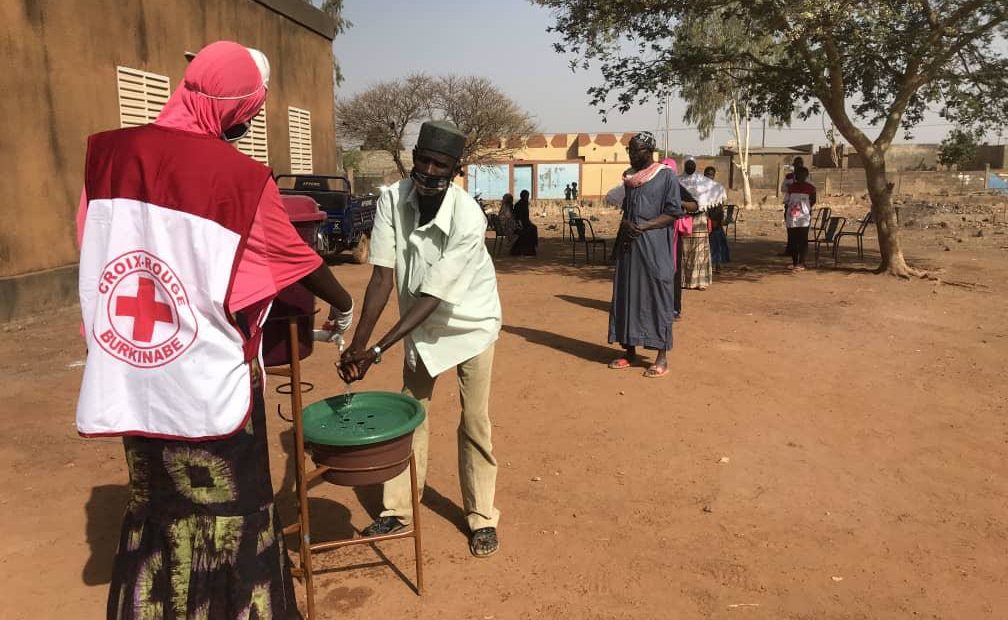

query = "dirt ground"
(2, 196), (1007, 619)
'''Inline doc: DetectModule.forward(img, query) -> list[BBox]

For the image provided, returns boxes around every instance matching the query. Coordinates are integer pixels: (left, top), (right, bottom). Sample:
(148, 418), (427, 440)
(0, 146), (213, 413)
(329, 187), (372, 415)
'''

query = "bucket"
(262, 195), (325, 367)
(302, 392), (426, 486)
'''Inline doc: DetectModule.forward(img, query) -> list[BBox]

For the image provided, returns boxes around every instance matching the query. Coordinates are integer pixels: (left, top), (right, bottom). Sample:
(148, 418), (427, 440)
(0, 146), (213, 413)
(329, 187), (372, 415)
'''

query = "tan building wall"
(466, 132), (639, 200)
(846, 144), (940, 171)
(1, 0), (337, 320)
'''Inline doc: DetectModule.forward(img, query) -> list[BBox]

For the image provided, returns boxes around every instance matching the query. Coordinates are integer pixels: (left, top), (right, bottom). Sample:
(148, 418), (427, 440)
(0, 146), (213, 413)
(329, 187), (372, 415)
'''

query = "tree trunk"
(862, 155), (918, 277)
(730, 100), (753, 209)
(741, 169), (753, 209)
(391, 150), (408, 178)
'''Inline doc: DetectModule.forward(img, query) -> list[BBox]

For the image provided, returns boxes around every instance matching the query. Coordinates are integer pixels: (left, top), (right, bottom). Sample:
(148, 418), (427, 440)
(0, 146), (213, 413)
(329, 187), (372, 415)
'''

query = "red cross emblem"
(114, 277), (174, 342)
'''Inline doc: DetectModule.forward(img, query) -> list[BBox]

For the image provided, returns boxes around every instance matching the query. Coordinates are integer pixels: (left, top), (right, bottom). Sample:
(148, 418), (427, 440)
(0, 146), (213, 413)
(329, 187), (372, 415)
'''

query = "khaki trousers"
(380, 343), (500, 531)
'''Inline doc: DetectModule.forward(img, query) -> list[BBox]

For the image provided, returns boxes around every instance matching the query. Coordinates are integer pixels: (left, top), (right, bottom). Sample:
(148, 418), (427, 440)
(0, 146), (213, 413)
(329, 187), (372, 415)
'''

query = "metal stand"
(265, 316), (423, 620)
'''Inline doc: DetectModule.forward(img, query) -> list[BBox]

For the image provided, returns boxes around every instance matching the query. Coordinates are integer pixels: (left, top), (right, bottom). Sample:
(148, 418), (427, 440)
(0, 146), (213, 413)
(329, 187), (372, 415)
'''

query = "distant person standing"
(782, 156), (804, 256)
(678, 159), (726, 290)
(705, 166), (730, 273)
(570, 181), (578, 200)
(608, 132), (683, 378)
(784, 166), (816, 271)
(564, 184), (573, 201)
(660, 157), (695, 320)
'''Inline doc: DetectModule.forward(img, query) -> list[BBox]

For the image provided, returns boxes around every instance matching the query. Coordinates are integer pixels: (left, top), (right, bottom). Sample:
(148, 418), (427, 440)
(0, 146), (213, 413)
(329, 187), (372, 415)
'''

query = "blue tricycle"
(276, 175), (378, 263)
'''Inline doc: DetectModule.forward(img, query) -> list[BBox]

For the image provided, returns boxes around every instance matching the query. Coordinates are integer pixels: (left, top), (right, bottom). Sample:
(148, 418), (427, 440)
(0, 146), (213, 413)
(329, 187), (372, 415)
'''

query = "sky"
(331, 0), (976, 155)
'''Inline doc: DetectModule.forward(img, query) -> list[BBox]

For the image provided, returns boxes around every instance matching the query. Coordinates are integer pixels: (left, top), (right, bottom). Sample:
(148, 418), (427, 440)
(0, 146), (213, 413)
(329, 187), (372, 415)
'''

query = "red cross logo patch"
(94, 250), (197, 368)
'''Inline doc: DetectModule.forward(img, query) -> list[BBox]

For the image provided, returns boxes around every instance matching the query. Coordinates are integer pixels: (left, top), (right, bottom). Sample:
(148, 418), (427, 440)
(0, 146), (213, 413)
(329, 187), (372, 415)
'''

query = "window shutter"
(236, 107), (269, 165)
(288, 107), (313, 174)
(116, 66), (171, 128)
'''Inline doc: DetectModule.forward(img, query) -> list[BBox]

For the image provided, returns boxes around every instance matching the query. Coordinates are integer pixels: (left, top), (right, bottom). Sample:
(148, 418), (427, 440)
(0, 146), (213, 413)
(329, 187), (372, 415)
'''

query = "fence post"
(985, 163), (991, 190)
(776, 164), (784, 198)
(825, 173), (832, 195)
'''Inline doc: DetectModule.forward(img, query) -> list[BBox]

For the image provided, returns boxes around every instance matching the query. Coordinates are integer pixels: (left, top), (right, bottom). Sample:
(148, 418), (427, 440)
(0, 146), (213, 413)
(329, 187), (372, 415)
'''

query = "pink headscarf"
(156, 41), (269, 138)
(661, 158), (678, 175)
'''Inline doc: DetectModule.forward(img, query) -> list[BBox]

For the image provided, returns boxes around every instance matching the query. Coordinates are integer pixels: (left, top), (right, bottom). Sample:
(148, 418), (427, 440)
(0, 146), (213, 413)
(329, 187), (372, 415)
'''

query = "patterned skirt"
(681, 214), (712, 289)
(106, 391), (302, 619)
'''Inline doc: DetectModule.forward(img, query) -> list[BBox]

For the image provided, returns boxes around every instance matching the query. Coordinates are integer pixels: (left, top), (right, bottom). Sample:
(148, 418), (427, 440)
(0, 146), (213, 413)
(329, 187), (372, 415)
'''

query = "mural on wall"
(467, 164), (510, 200)
(536, 163), (579, 199)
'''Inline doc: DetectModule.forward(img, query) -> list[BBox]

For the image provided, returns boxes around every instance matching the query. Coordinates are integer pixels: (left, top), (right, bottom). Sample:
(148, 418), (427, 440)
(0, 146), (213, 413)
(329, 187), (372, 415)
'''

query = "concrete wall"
(974, 145), (1008, 170)
(847, 144), (940, 171)
(1, 0), (336, 320)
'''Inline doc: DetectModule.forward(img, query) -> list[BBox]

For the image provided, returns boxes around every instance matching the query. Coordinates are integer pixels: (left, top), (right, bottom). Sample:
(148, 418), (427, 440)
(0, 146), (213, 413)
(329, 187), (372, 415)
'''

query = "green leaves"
(534, 0), (1008, 145)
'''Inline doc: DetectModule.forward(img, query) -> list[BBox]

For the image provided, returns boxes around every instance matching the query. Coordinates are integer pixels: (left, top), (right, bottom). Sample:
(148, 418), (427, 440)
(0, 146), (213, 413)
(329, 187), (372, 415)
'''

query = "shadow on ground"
(502, 324), (617, 364)
(83, 484), (130, 585)
(486, 232), (893, 285)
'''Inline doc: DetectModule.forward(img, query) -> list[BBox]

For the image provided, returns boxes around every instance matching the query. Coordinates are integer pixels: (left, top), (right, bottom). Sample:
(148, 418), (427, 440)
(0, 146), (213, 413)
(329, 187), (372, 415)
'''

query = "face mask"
(411, 168), (452, 194)
(222, 122), (251, 143)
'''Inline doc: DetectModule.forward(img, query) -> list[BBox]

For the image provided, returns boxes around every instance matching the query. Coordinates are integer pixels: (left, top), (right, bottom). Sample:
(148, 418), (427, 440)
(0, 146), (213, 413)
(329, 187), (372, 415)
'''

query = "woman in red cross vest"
(76, 41), (351, 619)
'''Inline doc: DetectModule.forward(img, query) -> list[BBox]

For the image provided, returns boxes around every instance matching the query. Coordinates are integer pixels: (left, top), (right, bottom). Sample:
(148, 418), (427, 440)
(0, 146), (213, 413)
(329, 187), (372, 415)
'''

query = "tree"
(535, 0), (1008, 277)
(336, 74), (537, 177)
(938, 128), (982, 170)
(677, 15), (780, 209)
(336, 74), (434, 177)
(304, 1), (352, 84)
(430, 75), (537, 166)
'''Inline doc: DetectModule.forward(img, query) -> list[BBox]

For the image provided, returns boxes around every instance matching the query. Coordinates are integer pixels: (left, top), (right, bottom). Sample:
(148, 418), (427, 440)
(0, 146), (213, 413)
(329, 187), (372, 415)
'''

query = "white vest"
(77, 125), (269, 439)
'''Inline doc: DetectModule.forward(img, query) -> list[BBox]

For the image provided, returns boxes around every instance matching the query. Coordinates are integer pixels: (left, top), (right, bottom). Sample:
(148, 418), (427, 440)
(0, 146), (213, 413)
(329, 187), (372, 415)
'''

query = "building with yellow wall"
(462, 132), (639, 201)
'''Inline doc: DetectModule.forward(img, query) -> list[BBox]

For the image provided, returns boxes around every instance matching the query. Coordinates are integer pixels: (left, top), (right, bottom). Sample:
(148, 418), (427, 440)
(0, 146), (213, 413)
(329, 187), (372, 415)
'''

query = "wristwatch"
(370, 345), (383, 364)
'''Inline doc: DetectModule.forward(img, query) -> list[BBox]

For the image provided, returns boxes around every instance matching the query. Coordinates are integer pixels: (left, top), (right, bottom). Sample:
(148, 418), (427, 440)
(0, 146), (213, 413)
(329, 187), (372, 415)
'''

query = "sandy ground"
(2, 199), (1007, 619)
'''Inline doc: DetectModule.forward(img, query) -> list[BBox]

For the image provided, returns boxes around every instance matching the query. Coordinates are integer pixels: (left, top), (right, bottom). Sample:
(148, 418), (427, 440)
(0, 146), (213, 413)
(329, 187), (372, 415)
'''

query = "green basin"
(302, 391), (425, 447)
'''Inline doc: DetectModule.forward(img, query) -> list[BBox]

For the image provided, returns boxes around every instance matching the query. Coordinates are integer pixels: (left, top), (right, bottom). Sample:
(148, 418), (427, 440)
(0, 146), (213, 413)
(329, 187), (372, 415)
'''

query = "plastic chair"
(562, 206), (582, 241)
(813, 216), (847, 267)
(806, 207), (831, 246)
(835, 212), (873, 260)
(568, 217), (607, 265)
(723, 204), (741, 241)
(485, 214), (507, 257)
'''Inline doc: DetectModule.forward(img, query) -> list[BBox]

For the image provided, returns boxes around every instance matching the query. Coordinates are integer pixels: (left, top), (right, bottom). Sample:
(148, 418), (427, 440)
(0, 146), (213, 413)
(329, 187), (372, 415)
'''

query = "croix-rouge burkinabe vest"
(77, 124), (270, 440)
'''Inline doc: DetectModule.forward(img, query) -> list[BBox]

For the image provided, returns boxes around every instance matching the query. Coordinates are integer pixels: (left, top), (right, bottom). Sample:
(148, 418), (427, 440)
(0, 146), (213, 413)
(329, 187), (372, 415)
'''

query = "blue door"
(513, 165), (533, 198)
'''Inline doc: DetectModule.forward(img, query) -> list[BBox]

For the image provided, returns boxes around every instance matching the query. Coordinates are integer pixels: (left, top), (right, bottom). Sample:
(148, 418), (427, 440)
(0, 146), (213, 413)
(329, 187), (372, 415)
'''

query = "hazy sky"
(331, 0), (970, 155)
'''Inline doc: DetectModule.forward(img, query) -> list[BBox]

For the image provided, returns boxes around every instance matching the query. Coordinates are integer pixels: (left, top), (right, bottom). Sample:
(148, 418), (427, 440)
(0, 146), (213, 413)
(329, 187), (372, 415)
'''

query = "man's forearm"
(642, 214), (678, 231)
(300, 264), (352, 312)
(373, 295), (441, 353)
(349, 267), (394, 350)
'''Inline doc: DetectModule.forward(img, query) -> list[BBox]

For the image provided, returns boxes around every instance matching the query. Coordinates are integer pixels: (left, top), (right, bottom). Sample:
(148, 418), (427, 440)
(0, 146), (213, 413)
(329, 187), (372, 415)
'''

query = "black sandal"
(469, 527), (499, 558)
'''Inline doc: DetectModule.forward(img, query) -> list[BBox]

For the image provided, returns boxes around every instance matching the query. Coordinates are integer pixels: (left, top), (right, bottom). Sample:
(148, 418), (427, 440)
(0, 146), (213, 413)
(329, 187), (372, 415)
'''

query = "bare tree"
(336, 74), (433, 177)
(430, 75), (538, 166)
(337, 74), (537, 177)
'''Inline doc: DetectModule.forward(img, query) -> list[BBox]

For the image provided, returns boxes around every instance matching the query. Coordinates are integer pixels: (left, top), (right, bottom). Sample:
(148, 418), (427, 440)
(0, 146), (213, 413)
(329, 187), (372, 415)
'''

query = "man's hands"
(618, 220), (646, 254)
(338, 345), (377, 383)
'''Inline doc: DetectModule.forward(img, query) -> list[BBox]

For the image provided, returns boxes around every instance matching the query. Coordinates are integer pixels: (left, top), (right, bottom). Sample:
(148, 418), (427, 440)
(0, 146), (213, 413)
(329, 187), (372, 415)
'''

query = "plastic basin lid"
(302, 391), (425, 447)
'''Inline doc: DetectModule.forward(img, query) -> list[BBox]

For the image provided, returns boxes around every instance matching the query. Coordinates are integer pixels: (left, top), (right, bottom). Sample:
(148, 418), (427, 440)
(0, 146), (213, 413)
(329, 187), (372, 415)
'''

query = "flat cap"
(417, 120), (466, 160)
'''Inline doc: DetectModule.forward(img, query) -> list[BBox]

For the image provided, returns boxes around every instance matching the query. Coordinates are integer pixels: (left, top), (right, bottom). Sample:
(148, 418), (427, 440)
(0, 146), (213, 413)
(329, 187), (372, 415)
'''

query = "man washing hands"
(338, 120), (503, 558)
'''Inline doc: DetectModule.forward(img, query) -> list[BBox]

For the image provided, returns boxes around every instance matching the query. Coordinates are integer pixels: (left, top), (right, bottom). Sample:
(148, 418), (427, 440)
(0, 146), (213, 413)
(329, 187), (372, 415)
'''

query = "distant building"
(460, 132), (639, 202)
(845, 144), (940, 171)
(2, 0), (340, 321)
(973, 144), (1008, 170)
(718, 145), (815, 188)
